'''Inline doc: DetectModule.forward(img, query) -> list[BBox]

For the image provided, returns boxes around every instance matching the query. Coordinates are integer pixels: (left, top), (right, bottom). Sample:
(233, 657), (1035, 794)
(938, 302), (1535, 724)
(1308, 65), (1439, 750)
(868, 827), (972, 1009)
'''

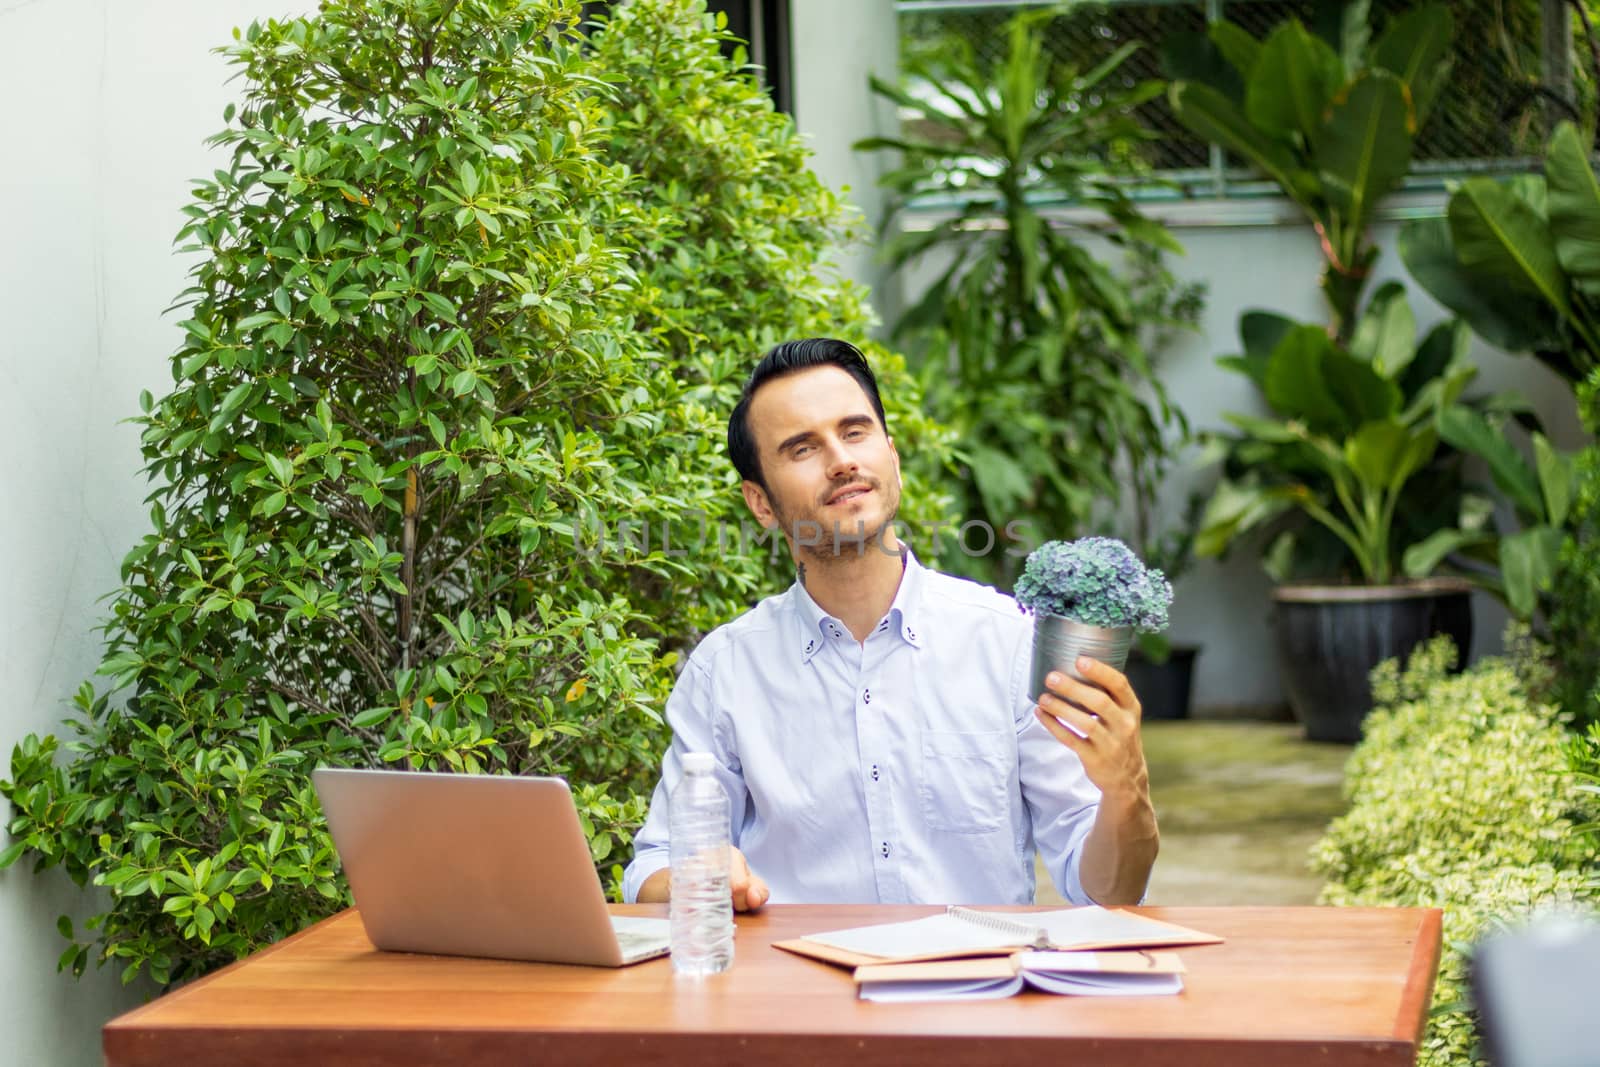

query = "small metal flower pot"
(1028, 614), (1133, 702)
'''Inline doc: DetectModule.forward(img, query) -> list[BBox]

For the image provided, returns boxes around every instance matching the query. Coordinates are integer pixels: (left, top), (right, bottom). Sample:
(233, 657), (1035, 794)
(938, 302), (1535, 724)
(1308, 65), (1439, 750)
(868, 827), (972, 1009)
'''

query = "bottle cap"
(681, 752), (715, 774)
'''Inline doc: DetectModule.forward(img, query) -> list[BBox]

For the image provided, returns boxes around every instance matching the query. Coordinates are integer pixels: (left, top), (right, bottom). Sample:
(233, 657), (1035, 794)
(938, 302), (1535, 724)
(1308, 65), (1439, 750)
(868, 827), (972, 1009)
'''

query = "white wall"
(788, 0), (903, 326)
(0, 2), (308, 1063)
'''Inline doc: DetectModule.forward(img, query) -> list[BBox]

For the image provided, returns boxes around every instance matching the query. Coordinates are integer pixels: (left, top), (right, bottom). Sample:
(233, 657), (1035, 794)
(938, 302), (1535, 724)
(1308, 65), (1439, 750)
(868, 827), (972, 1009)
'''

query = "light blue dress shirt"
(621, 550), (1103, 905)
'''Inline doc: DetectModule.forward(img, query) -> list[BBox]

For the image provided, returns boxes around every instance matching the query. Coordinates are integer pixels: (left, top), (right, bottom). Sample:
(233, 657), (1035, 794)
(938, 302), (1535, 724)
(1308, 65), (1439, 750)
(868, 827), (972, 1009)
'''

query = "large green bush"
(585, 0), (955, 601)
(1547, 368), (1600, 727)
(1312, 638), (1597, 1067)
(0, 0), (953, 988)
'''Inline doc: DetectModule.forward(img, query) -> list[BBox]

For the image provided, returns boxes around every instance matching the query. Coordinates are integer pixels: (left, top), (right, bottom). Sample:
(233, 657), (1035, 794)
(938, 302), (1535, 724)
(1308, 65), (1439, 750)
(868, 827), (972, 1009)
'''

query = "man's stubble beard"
(770, 477), (903, 570)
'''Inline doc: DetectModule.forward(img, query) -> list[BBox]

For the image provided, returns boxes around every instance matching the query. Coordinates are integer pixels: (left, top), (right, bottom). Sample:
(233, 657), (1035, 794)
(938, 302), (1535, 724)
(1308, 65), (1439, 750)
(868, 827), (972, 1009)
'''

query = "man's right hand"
(729, 846), (769, 911)
(636, 846), (769, 911)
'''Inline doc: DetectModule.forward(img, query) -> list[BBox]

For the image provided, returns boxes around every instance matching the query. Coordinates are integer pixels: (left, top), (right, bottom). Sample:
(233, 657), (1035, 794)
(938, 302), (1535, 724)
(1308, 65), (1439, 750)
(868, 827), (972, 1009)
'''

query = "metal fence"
(897, 0), (1578, 196)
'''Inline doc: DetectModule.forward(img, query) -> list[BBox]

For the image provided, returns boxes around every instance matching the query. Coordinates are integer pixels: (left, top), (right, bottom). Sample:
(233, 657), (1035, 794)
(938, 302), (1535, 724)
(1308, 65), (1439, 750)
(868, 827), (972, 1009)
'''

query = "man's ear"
(889, 436), (901, 479)
(741, 480), (778, 529)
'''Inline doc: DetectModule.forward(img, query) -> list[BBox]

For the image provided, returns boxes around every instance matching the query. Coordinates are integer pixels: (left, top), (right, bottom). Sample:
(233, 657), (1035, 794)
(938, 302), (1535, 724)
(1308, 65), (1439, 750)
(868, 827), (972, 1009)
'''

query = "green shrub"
(0, 0), (955, 989)
(1548, 368), (1600, 728)
(1312, 638), (1597, 1067)
(584, 0), (956, 606)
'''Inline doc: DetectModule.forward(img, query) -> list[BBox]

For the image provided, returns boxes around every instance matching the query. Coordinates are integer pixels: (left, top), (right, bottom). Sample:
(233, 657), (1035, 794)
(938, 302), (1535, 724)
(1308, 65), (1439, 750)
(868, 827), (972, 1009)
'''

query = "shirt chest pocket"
(918, 729), (1012, 835)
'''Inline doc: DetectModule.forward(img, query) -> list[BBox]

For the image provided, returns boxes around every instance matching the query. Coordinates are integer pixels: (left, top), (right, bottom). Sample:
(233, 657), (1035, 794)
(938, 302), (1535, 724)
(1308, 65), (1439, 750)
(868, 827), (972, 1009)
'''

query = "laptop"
(312, 767), (671, 967)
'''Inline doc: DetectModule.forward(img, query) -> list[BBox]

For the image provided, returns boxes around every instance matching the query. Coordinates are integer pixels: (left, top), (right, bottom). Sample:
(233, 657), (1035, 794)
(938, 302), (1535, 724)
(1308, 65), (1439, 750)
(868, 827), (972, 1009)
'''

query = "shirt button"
(880, 842), (890, 858)
(863, 688), (871, 704)
(871, 765), (880, 781)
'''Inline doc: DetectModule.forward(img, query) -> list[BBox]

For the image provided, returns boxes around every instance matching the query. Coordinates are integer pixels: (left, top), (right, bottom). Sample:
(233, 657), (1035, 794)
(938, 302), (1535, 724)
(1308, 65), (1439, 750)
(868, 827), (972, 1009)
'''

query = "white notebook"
(801, 905), (1220, 962)
(856, 949), (1187, 1002)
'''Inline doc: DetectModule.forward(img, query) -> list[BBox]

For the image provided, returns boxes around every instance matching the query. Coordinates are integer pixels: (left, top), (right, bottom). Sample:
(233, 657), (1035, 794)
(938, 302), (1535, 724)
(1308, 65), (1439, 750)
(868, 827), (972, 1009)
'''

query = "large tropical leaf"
(1532, 433), (1574, 528)
(1263, 324), (1345, 427)
(1500, 526), (1563, 618)
(1345, 419), (1413, 494)
(1347, 280), (1416, 375)
(1321, 347), (1402, 428)
(1544, 121), (1600, 293)
(1240, 309), (1298, 360)
(1370, 3), (1454, 127)
(1168, 82), (1303, 198)
(1436, 406), (1544, 517)
(1402, 528), (1493, 578)
(1448, 177), (1571, 316)
(1397, 316), (1469, 404)
(1312, 70), (1412, 233)
(1160, 29), (1245, 104)
(1195, 477), (1301, 559)
(1210, 20), (1263, 83)
(1247, 21), (1344, 143)
(1398, 215), (1560, 353)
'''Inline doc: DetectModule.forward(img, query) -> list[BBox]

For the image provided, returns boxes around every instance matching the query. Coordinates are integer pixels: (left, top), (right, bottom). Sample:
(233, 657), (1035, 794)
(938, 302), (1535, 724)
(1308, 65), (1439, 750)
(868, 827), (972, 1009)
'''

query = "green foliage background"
(0, 0), (953, 988)
(1548, 368), (1600, 728)
(1312, 638), (1598, 1067)
(861, 6), (1202, 588)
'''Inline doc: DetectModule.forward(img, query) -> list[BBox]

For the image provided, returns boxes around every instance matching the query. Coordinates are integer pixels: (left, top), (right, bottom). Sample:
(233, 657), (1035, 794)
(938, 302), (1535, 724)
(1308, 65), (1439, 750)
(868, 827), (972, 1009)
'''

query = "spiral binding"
(945, 906), (1052, 949)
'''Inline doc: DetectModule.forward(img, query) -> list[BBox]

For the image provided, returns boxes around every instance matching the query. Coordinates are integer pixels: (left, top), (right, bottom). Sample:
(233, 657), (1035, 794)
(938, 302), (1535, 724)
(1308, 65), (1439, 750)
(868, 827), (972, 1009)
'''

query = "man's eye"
(792, 445), (813, 458)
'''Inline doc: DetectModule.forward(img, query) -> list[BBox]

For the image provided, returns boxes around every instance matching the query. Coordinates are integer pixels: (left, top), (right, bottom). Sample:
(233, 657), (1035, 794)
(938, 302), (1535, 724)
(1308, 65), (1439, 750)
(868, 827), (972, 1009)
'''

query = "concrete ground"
(1035, 721), (1353, 906)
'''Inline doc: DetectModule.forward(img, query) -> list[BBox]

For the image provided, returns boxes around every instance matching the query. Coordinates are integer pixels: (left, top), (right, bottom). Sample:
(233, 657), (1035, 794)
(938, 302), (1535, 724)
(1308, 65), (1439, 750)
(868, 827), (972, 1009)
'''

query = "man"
(622, 338), (1158, 909)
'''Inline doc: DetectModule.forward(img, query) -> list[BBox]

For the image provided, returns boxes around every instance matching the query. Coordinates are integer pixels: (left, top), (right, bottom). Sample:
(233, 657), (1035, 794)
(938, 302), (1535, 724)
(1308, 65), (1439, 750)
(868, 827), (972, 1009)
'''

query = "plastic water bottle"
(668, 751), (734, 976)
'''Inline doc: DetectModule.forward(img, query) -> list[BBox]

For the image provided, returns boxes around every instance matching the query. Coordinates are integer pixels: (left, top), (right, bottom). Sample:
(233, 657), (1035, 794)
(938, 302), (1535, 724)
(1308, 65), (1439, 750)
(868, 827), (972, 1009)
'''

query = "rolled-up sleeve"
(1008, 625), (1104, 906)
(621, 654), (747, 903)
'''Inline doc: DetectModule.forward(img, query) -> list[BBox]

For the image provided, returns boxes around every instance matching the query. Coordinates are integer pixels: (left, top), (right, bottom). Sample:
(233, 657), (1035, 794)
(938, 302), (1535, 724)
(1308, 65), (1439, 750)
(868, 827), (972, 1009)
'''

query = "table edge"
(1391, 907), (1444, 1042)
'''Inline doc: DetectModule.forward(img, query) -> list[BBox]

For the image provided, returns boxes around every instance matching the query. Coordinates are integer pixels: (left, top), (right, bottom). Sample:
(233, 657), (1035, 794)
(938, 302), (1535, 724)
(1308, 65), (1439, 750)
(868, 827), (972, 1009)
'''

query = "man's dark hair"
(727, 338), (889, 490)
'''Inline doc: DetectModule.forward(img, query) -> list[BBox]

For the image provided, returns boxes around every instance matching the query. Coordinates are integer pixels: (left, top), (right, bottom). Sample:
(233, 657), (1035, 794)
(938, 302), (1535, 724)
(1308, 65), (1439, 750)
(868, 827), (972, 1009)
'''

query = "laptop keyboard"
(611, 916), (671, 957)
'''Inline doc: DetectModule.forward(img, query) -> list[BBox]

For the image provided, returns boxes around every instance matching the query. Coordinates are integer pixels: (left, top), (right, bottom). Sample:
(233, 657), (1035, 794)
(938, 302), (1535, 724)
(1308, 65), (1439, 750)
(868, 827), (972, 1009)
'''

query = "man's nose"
(823, 438), (859, 477)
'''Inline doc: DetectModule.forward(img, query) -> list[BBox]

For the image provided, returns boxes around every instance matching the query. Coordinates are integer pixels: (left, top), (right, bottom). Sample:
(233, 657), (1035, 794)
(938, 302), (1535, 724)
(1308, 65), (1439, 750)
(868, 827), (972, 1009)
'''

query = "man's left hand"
(1033, 656), (1150, 804)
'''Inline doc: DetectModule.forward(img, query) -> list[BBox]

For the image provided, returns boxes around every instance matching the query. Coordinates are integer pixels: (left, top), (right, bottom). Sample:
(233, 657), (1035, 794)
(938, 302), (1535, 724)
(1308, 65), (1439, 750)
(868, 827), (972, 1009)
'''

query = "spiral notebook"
(774, 906), (1222, 968)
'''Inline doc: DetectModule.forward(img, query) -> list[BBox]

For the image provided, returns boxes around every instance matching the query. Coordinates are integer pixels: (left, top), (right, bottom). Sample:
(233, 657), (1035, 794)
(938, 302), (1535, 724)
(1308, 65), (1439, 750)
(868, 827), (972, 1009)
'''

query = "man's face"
(741, 365), (902, 561)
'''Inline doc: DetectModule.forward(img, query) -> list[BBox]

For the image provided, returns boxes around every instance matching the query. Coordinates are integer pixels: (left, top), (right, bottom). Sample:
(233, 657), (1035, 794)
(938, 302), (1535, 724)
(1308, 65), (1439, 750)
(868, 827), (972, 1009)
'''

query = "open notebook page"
(1011, 905), (1205, 948)
(804, 912), (1034, 958)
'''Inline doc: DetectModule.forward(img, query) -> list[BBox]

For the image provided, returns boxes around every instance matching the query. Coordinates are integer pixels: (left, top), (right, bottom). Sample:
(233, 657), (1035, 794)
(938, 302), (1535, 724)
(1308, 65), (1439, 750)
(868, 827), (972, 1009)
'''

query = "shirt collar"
(792, 547), (927, 662)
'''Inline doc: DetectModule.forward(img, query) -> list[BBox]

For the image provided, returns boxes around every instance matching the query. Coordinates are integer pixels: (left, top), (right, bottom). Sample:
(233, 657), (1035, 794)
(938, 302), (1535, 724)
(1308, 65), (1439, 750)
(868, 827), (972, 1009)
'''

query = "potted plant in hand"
(1014, 537), (1174, 704)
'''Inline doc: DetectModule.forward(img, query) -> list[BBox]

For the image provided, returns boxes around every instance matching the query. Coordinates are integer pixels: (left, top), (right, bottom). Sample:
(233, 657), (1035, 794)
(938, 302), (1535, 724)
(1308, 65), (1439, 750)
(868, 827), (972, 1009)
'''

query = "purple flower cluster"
(1013, 536), (1173, 632)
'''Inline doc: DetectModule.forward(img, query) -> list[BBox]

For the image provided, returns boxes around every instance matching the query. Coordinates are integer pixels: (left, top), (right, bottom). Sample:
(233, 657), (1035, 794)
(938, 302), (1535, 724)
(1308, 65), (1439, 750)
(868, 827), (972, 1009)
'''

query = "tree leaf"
(1449, 177), (1571, 317)
(1247, 20), (1344, 142)
(1500, 526), (1563, 619)
(1398, 215), (1558, 354)
(1436, 406), (1544, 517)
(1544, 121), (1600, 293)
(1312, 71), (1412, 235)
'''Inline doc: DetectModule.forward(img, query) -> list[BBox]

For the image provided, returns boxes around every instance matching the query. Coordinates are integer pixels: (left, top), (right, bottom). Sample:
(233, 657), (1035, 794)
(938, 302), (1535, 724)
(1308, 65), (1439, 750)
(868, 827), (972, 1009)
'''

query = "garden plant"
(1013, 536), (1173, 632)
(1313, 636), (1598, 1066)
(0, 0), (954, 988)
(858, 4), (1202, 587)
(1014, 536), (1171, 701)
(1195, 283), (1480, 585)
(1166, 0), (1453, 340)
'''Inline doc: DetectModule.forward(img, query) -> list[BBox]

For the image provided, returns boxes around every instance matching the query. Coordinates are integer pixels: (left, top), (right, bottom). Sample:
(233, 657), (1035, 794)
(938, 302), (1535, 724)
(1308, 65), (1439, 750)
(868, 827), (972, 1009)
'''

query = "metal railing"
(897, 0), (1575, 198)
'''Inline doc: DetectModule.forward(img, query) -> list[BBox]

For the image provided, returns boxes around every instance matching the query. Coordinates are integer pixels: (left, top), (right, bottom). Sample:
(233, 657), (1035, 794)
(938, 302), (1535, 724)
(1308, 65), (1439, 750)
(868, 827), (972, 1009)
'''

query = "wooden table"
(104, 904), (1441, 1066)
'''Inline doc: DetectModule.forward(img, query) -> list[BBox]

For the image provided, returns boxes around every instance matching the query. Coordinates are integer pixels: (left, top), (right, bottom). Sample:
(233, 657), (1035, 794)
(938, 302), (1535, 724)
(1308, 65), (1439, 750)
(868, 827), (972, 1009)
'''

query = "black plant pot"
(1125, 645), (1198, 721)
(1271, 578), (1473, 744)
